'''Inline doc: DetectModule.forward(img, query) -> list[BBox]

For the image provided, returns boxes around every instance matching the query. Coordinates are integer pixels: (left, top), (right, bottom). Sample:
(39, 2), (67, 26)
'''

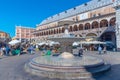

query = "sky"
(0, 0), (90, 37)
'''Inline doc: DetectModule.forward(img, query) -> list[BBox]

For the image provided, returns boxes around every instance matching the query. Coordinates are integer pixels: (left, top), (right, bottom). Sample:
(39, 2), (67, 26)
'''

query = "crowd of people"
(0, 42), (36, 56)
(0, 40), (109, 57)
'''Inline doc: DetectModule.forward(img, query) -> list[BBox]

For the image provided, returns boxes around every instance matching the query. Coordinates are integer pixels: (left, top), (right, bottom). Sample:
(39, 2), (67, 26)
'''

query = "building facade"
(15, 26), (35, 41)
(34, 0), (120, 50)
(0, 31), (10, 42)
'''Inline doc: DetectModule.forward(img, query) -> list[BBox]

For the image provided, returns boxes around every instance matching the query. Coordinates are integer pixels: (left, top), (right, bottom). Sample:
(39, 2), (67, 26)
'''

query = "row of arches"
(36, 17), (115, 36)
(36, 28), (65, 36)
(69, 17), (115, 31)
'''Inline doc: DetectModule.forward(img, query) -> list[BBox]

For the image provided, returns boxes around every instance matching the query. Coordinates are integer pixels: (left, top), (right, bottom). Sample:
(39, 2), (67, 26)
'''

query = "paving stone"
(0, 51), (119, 80)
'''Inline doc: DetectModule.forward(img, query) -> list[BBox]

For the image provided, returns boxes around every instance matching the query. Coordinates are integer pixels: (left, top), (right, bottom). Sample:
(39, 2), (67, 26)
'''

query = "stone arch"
(42, 32), (44, 35)
(85, 23), (91, 30)
(43, 32), (45, 35)
(79, 24), (83, 30)
(51, 30), (53, 34)
(109, 17), (116, 26)
(38, 33), (40, 36)
(100, 19), (108, 28)
(92, 21), (99, 29)
(76, 34), (82, 37)
(39, 33), (42, 36)
(86, 33), (97, 37)
(73, 25), (78, 31)
(59, 28), (62, 33)
(47, 31), (49, 35)
(46, 31), (48, 35)
(44, 31), (47, 35)
(45, 31), (47, 35)
(69, 26), (73, 32)
(44, 31), (46, 35)
(49, 30), (51, 35)
(57, 29), (59, 34)
(62, 27), (65, 33)
(40, 32), (42, 36)
(53, 29), (56, 34)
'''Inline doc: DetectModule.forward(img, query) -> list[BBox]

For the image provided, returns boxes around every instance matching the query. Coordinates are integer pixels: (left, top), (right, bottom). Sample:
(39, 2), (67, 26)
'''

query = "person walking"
(78, 48), (83, 57)
(1, 46), (6, 56)
(6, 45), (10, 56)
(98, 46), (102, 54)
(103, 46), (107, 54)
(0, 48), (2, 56)
(27, 45), (34, 55)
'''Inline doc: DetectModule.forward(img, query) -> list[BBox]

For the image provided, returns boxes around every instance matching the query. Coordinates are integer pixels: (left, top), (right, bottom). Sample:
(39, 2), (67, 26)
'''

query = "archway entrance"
(86, 33), (97, 37)
(100, 32), (116, 50)
(100, 32), (115, 43)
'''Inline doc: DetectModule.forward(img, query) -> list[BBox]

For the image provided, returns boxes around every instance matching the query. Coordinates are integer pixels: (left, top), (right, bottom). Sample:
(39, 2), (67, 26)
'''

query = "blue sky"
(0, 0), (90, 37)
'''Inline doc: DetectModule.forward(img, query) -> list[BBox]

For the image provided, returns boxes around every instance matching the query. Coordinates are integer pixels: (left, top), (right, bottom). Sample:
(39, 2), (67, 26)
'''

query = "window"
(65, 11), (67, 13)
(84, 3), (87, 6)
(73, 7), (76, 10)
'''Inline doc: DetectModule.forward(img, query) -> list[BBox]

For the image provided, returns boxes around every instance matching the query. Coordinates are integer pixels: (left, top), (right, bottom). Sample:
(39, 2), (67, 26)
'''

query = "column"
(113, 0), (120, 51)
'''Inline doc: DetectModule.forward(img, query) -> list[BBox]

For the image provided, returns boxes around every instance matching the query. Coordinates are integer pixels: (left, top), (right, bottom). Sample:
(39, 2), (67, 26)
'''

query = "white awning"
(79, 41), (106, 44)
(9, 40), (21, 45)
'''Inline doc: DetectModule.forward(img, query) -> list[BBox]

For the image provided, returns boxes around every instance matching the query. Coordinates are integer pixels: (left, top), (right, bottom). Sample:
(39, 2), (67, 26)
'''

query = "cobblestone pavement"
(84, 51), (120, 80)
(0, 51), (119, 80)
(0, 52), (57, 80)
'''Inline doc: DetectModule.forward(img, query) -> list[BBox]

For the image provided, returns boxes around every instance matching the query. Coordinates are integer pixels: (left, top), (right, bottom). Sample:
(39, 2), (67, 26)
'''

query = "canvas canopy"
(79, 41), (105, 45)
(9, 40), (21, 45)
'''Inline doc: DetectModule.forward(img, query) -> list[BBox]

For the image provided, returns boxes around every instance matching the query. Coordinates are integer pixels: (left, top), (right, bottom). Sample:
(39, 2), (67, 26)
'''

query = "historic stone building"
(0, 31), (10, 42)
(15, 26), (35, 41)
(34, 0), (120, 50)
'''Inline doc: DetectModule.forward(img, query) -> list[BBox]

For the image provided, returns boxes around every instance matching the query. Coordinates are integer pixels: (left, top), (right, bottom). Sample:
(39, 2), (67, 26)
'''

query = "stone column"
(113, 0), (120, 51)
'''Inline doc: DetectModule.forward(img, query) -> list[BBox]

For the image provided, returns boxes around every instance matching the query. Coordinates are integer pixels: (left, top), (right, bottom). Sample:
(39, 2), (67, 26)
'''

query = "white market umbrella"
(38, 42), (46, 46)
(90, 41), (106, 44)
(79, 41), (105, 45)
(9, 40), (21, 45)
(49, 41), (60, 46)
(73, 42), (79, 46)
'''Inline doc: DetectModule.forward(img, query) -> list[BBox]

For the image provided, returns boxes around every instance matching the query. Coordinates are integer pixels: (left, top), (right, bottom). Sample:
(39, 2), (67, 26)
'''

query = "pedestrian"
(98, 46), (102, 54)
(27, 45), (34, 55)
(46, 48), (51, 55)
(78, 48), (83, 57)
(0, 48), (2, 56)
(16, 45), (21, 56)
(1, 46), (6, 56)
(103, 46), (107, 54)
(6, 45), (10, 56)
